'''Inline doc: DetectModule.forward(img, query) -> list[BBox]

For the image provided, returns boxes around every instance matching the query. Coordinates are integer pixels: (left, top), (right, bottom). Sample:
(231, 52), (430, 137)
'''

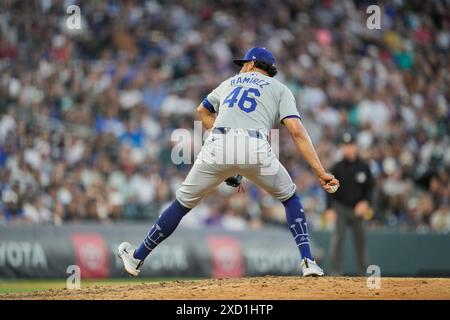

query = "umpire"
(326, 132), (374, 275)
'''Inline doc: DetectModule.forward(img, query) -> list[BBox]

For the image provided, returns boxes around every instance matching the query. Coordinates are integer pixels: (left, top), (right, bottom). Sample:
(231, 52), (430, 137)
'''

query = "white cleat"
(117, 242), (144, 277)
(301, 258), (325, 277)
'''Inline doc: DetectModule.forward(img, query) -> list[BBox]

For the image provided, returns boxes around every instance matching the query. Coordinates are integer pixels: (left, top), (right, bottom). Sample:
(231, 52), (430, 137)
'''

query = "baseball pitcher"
(118, 47), (340, 277)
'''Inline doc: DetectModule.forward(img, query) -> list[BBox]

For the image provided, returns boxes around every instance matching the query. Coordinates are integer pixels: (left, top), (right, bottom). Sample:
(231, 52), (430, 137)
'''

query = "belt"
(212, 127), (265, 140)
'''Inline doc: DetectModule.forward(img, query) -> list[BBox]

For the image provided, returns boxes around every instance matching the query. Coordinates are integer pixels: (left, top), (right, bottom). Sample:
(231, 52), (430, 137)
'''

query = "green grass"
(0, 277), (203, 294)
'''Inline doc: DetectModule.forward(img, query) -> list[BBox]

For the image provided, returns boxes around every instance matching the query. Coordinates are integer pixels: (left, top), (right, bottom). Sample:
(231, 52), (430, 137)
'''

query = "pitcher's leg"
(176, 162), (234, 209)
(133, 200), (191, 260)
(134, 161), (233, 261)
(282, 193), (313, 260)
(242, 160), (315, 260)
(242, 158), (296, 203)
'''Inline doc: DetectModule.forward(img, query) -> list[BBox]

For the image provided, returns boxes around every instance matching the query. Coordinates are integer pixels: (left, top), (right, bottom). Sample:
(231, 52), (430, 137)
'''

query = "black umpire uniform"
(327, 132), (374, 275)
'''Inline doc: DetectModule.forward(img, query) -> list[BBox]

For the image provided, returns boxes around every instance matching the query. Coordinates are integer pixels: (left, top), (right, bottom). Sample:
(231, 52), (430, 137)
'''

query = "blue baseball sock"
(282, 193), (313, 260)
(133, 200), (191, 261)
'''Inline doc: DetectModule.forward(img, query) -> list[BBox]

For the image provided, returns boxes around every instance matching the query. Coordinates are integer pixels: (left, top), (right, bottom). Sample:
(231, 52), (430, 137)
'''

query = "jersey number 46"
(223, 86), (260, 113)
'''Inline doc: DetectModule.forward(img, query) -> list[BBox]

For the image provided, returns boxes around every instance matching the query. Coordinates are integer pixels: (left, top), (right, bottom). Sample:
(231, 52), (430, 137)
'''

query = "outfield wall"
(0, 224), (449, 279)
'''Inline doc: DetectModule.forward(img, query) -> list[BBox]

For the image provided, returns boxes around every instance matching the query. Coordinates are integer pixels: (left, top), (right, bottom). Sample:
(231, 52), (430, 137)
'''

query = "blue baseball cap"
(233, 47), (276, 67)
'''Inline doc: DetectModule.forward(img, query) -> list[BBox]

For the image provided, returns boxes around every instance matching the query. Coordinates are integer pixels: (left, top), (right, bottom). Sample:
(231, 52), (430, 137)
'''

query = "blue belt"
(212, 127), (265, 140)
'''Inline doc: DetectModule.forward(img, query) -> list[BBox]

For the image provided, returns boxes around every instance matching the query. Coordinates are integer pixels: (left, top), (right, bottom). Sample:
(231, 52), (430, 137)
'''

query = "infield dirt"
(1, 276), (450, 300)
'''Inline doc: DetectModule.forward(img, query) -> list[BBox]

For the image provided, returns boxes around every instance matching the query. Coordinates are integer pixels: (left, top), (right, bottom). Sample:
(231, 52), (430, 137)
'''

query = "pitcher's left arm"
(197, 80), (227, 129)
(197, 103), (216, 130)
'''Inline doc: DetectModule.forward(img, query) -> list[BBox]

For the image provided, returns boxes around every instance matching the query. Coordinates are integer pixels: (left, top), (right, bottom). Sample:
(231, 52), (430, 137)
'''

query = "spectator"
(431, 204), (450, 232)
(0, 0), (448, 233)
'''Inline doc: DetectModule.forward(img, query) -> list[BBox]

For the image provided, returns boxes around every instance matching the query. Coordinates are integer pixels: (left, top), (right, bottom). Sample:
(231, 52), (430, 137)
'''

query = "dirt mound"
(2, 276), (450, 300)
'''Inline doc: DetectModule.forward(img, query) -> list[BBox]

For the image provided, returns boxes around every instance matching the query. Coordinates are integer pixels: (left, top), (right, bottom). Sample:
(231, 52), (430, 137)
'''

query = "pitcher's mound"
(2, 276), (450, 300)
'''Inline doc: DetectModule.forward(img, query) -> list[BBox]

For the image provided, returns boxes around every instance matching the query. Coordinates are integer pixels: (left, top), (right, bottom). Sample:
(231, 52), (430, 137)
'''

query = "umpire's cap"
(233, 47), (276, 67)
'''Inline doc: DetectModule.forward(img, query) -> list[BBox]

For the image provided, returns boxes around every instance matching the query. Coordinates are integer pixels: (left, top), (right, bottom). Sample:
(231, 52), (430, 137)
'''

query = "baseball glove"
(224, 174), (243, 188)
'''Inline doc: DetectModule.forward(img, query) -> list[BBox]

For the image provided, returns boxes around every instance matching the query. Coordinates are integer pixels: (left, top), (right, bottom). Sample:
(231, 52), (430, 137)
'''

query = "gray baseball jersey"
(202, 72), (301, 132)
(176, 71), (300, 209)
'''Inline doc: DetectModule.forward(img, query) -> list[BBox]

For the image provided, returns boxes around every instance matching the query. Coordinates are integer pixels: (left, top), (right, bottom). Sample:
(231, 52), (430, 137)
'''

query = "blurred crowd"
(0, 0), (449, 232)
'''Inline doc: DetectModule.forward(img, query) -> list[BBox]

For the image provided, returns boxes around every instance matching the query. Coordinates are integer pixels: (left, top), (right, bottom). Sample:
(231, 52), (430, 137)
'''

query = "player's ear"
(242, 61), (254, 72)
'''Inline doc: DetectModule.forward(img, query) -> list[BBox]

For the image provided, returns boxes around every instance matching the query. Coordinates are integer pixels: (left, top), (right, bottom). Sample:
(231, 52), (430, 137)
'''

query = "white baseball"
(327, 184), (338, 194)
